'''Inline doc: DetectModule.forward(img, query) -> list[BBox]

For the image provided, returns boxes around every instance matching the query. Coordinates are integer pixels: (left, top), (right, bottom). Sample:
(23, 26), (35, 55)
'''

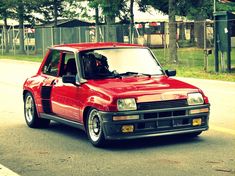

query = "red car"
(23, 43), (210, 147)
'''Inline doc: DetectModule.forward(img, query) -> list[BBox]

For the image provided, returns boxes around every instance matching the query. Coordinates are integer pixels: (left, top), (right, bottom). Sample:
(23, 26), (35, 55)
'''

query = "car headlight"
(117, 98), (137, 111)
(187, 93), (204, 105)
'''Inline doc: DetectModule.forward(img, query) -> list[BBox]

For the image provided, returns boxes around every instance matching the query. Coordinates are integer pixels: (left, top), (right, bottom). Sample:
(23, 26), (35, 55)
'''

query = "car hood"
(86, 76), (200, 103)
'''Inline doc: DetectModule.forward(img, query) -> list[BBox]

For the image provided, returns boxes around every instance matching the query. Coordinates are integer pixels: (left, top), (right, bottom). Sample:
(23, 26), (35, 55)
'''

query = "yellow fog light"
(121, 125), (134, 133)
(113, 115), (139, 121)
(189, 108), (209, 115)
(192, 118), (202, 126)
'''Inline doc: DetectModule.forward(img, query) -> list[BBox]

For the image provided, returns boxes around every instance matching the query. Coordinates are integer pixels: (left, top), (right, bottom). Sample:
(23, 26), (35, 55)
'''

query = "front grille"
(137, 100), (187, 110)
(136, 116), (207, 130)
(144, 110), (186, 119)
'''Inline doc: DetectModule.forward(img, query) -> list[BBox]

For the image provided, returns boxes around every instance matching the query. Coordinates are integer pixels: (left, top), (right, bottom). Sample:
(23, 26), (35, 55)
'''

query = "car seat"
(65, 58), (77, 75)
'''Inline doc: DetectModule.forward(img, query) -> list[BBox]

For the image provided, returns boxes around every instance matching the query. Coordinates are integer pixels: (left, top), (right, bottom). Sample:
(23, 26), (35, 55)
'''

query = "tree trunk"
(194, 17), (205, 48)
(54, 0), (58, 27)
(105, 16), (116, 42)
(105, 0), (116, 42)
(189, 22), (195, 44)
(3, 17), (9, 53)
(179, 22), (186, 41)
(95, 6), (100, 42)
(168, 0), (178, 63)
(18, 1), (25, 54)
(53, 0), (58, 45)
(95, 7), (99, 25)
(130, 0), (134, 44)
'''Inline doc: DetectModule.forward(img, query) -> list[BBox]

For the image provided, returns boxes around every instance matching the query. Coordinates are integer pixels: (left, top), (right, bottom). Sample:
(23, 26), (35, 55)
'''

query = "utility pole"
(214, 0), (216, 13)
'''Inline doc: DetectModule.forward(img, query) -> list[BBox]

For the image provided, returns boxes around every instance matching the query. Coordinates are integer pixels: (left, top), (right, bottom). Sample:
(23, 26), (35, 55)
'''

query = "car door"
(50, 51), (83, 122)
(40, 49), (61, 114)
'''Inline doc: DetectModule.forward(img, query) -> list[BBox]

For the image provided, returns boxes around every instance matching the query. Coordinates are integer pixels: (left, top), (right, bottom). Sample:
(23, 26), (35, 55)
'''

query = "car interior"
(65, 58), (77, 75)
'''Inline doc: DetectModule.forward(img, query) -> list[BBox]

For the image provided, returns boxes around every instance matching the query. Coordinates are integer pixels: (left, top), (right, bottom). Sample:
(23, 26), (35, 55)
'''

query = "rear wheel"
(86, 108), (106, 147)
(24, 92), (50, 128)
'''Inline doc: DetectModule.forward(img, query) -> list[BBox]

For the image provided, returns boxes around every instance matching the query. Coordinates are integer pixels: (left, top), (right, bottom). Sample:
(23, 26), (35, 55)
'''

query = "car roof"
(52, 42), (145, 52)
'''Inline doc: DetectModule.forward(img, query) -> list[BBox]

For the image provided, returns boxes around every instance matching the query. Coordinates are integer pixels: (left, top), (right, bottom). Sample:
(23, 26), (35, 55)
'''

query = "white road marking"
(210, 125), (235, 136)
(0, 164), (20, 176)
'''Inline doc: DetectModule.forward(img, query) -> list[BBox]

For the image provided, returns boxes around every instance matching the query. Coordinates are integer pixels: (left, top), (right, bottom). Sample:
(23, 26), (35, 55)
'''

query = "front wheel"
(86, 108), (106, 147)
(24, 92), (50, 128)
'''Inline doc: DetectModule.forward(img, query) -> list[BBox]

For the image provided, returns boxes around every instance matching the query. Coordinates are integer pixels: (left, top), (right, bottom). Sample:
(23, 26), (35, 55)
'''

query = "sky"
(134, 6), (168, 22)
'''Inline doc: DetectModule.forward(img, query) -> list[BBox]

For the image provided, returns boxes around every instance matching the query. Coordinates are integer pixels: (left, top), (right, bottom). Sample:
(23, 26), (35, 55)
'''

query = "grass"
(1, 48), (235, 82)
(152, 47), (235, 82)
(0, 53), (43, 62)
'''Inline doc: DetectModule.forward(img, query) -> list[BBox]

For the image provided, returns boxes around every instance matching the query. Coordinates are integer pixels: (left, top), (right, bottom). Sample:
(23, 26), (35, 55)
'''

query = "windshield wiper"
(113, 72), (153, 78)
(110, 71), (137, 79)
(121, 72), (154, 78)
(119, 72), (138, 76)
(137, 73), (152, 77)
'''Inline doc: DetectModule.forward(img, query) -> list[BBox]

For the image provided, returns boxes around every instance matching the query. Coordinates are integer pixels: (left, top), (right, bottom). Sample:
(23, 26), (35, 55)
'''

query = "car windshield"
(80, 48), (164, 79)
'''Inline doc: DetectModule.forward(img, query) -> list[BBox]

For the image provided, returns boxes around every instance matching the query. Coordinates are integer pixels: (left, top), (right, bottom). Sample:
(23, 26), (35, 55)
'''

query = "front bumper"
(99, 104), (210, 140)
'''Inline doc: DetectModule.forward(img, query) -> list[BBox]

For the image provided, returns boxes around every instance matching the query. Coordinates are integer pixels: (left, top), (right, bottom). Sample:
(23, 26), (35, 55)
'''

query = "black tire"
(86, 108), (106, 147)
(24, 92), (50, 128)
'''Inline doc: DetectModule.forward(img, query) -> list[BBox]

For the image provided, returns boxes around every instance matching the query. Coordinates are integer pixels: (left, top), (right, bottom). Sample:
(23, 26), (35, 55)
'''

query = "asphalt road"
(0, 59), (235, 176)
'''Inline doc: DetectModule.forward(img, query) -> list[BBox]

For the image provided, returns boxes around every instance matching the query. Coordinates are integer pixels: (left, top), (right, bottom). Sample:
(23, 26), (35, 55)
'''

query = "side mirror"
(62, 75), (76, 84)
(165, 69), (176, 77)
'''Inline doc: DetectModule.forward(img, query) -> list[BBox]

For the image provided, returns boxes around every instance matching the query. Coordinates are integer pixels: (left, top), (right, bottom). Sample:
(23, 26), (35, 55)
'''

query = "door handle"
(51, 79), (57, 85)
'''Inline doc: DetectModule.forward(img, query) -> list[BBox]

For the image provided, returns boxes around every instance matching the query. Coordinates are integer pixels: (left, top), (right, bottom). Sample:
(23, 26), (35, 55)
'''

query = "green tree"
(184, 1), (213, 48)
(7, 0), (37, 53)
(88, 0), (128, 42)
(138, 0), (178, 62)
(35, 0), (64, 26)
(0, 0), (42, 53)
(178, 0), (235, 47)
(1, 0), (77, 53)
(0, 0), (13, 53)
(217, 0), (235, 11)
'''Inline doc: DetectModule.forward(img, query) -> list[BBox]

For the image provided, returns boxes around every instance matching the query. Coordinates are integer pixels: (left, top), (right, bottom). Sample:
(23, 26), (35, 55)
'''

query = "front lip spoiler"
(99, 104), (210, 140)
(104, 127), (208, 140)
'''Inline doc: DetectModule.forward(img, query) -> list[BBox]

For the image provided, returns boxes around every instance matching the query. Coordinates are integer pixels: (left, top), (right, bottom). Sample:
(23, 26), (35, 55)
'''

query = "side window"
(42, 50), (60, 76)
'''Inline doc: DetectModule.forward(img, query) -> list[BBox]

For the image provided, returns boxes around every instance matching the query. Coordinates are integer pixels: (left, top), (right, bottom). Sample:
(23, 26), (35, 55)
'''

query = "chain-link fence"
(34, 24), (132, 56)
(0, 26), (36, 55)
(0, 20), (235, 73)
